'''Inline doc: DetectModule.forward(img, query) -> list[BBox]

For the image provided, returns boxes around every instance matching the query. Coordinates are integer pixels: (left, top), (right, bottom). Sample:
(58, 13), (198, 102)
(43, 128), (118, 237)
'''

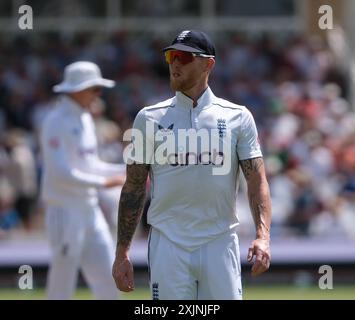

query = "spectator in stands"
(1, 129), (37, 230)
(0, 179), (20, 239)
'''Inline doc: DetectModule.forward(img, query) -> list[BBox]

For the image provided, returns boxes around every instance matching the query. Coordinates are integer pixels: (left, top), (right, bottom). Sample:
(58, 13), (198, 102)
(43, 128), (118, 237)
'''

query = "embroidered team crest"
(177, 30), (190, 41)
(217, 119), (226, 137)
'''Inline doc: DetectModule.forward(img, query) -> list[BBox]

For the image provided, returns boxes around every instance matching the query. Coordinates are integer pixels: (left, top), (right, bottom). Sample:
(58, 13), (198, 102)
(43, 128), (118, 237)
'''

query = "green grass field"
(1, 285), (354, 300)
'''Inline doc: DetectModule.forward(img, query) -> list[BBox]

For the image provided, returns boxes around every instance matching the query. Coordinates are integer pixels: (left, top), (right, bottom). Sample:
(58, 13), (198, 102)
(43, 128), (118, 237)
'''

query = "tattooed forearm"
(239, 157), (263, 180)
(117, 164), (150, 249)
(249, 193), (270, 237)
(239, 157), (272, 239)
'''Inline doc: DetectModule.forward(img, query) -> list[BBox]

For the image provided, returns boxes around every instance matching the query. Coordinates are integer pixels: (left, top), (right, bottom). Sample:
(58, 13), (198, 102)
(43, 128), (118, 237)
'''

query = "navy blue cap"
(163, 30), (216, 56)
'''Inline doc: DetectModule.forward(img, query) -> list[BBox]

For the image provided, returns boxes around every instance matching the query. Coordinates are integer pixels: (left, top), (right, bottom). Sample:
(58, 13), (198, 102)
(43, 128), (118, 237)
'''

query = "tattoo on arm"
(239, 157), (271, 238)
(239, 157), (263, 180)
(117, 163), (150, 248)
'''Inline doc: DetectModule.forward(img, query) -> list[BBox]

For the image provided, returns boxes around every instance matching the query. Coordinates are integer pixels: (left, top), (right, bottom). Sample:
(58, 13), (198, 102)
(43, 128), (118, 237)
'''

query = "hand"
(104, 175), (125, 188)
(247, 238), (271, 277)
(112, 254), (134, 292)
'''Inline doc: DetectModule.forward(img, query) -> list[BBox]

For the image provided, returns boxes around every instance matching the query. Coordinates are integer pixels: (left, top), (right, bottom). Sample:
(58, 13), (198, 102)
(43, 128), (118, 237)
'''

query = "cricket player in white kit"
(41, 61), (124, 299)
(112, 31), (272, 300)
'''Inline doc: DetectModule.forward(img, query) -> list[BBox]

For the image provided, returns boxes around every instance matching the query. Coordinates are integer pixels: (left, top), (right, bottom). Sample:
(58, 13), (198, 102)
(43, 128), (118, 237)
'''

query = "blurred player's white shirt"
(129, 87), (262, 251)
(40, 95), (121, 207)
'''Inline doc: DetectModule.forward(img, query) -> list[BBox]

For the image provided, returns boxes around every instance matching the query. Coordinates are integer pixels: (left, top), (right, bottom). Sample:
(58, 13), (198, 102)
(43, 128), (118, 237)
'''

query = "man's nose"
(171, 56), (182, 65)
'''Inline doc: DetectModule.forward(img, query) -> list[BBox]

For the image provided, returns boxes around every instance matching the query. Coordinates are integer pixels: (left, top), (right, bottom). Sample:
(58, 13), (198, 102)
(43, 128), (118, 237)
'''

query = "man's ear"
(206, 58), (215, 72)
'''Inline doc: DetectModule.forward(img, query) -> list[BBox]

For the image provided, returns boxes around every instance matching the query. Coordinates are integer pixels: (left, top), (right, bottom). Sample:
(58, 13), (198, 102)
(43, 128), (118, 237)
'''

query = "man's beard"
(170, 76), (184, 91)
(170, 74), (196, 92)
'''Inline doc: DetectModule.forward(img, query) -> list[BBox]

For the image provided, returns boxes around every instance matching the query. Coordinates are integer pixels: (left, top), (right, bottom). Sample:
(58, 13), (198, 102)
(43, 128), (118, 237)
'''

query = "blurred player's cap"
(163, 30), (215, 56)
(53, 61), (115, 93)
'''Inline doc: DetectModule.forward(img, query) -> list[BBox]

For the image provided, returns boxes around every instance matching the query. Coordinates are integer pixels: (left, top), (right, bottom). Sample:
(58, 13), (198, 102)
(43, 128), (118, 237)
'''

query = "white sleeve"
(83, 113), (125, 176)
(236, 108), (263, 160)
(88, 156), (126, 176)
(41, 121), (107, 188)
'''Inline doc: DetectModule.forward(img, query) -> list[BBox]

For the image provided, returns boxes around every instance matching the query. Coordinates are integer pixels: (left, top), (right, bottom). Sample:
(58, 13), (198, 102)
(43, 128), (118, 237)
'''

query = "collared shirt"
(129, 87), (262, 251)
(40, 95), (122, 207)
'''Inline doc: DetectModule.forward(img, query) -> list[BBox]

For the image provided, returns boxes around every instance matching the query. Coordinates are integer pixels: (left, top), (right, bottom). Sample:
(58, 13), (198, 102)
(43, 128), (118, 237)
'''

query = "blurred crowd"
(0, 31), (354, 239)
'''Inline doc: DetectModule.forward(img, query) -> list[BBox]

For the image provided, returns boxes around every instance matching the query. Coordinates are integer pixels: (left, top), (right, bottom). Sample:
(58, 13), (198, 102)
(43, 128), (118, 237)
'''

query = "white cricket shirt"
(40, 96), (121, 207)
(129, 87), (262, 251)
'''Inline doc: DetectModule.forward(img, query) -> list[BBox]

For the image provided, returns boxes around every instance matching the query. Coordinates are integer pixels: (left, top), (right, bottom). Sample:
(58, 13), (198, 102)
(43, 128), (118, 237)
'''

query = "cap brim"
(163, 43), (204, 53)
(53, 78), (115, 93)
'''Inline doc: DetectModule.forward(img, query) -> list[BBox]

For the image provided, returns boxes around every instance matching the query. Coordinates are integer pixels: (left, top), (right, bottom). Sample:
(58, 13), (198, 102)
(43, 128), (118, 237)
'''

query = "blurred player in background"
(40, 61), (125, 300)
(113, 30), (272, 299)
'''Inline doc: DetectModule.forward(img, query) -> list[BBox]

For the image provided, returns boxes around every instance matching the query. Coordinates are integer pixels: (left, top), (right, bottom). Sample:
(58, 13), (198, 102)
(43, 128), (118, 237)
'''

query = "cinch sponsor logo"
(123, 123), (232, 175)
(168, 150), (224, 166)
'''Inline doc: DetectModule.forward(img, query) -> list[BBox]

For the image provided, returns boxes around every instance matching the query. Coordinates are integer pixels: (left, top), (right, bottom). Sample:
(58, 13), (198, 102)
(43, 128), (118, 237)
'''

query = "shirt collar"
(175, 87), (215, 110)
(60, 95), (88, 116)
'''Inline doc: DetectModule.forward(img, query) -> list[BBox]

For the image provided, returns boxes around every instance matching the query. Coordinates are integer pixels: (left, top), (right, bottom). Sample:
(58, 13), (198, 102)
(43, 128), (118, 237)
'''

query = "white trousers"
(148, 228), (242, 300)
(45, 204), (118, 300)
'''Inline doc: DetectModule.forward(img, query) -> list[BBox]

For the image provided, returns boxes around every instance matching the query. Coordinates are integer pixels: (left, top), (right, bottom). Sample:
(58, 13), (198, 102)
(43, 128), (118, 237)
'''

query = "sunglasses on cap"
(165, 50), (215, 65)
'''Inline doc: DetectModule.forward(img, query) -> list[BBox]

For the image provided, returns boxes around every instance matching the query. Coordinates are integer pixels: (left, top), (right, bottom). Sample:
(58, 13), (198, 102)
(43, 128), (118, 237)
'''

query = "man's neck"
(67, 94), (89, 110)
(182, 83), (209, 107)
